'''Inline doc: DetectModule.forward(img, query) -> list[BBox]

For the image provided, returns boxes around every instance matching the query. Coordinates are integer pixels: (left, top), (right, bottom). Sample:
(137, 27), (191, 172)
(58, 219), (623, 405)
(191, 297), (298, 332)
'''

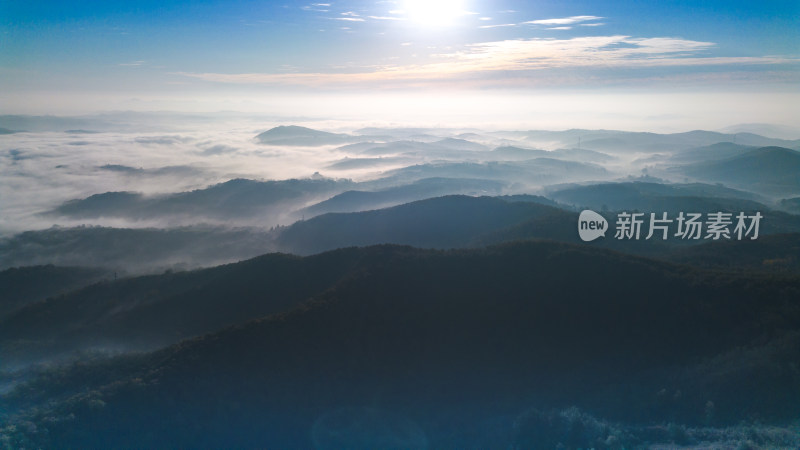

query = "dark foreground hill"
(2, 242), (799, 448)
(0, 265), (109, 320)
(0, 249), (373, 366)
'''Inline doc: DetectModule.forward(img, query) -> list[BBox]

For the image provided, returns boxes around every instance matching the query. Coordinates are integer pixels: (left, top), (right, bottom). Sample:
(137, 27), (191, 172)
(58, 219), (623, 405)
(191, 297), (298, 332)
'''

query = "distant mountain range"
(669, 142), (756, 163)
(301, 177), (506, 216)
(49, 178), (351, 223)
(256, 125), (362, 146)
(276, 195), (570, 255)
(3, 122), (800, 448)
(520, 129), (800, 152)
(547, 181), (767, 213)
(684, 146), (800, 196)
(11, 189), (800, 274)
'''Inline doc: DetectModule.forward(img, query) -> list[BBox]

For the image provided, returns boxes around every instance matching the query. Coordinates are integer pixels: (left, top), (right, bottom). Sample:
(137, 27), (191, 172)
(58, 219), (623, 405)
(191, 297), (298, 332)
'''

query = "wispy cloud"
(478, 23), (517, 29)
(333, 17), (365, 22)
(174, 35), (795, 88)
(119, 61), (146, 67)
(525, 15), (603, 26)
(369, 15), (403, 21)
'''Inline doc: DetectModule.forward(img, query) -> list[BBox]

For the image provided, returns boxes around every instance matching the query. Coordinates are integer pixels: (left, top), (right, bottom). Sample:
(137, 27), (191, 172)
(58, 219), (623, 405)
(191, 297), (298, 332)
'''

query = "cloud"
(0, 116), (346, 233)
(134, 135), (193, 145)
(173, 35), (794, 88)
(368, 15), (403, 21)
(525, 15), (603, 25)
(333, 17), (365, 22)
(478, 23), (517, 29)
(302, 4), (330, 12)
(548, 27), (572, 30)
(198, 144), (239, 156)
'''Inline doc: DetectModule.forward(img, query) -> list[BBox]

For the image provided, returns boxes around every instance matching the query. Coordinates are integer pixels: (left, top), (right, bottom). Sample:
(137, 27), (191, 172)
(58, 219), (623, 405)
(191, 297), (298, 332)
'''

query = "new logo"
(578, 210), (608, 242)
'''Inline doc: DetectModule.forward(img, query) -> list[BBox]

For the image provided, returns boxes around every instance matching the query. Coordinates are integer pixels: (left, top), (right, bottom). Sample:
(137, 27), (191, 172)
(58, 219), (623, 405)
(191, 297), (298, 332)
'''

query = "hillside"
(276, 195), (571, 255)
(685, 146), (800, 196)
(0, 249), (370, 366)
(301, 178), (506, 216)
(0, 225), (276, 273)
(547, 181), (767, 213)
(50, 178), (351, 222)
(0, 265), (109, 320)
(255, 125), (359, 146)
(2, 242), (799, 448)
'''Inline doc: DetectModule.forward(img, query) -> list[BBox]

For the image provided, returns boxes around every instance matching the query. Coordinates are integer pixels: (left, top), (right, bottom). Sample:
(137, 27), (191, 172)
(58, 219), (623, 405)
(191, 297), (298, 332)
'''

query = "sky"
(1, 0), (798, 128)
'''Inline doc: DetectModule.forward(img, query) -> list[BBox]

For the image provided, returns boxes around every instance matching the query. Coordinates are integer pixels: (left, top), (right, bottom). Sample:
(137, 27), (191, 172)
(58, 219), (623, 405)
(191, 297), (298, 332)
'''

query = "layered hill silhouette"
(0, 265), (109, 320)
(256, 125), (361, 146)
(383, 158), (609, 185)
(0, 225), (276, 273)
(12, 193), (800, 274)
(0, 249), (372, 366)
(3, 242), (799, 448)
(49, 178), (351, 222)
(547, 181), (766, 213)
(301, 177), (506, 216)
(683, 146), (800, 196)
(669, 142), (756, 163)
(520, 129), (799, 153)
(277, 195), (573, 255)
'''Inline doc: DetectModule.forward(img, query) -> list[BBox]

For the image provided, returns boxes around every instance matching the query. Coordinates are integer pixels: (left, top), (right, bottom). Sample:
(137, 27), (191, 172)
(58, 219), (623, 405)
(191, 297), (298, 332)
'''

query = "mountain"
(550, 147), (616, 163)
(547, 181), (767, 213)
(779, 197), (800, 214)
(431, 137), (488, 152)
(666, 233), (800, 273)
(301, 178), (506, 216)
(346, 140), (480, 158)
(324, 156), (412, 170)
(520, 129), (800, 153)
(0, 225), (276, 273)
(684, 146), (800, 196)
(488, 146), (551, 160)
(720, 123), (800, 141)
(354, 127), (446, 139)
(0, 265), (109, 320)
(276, 195), (570, 255)
(383, 158), (608, 186)
(3, 242), (799, 448)
(255, 125), (359, 146)
(670, 142), (756, 163)
(0, 249), (369, 366)
(49, 178), (352, 223)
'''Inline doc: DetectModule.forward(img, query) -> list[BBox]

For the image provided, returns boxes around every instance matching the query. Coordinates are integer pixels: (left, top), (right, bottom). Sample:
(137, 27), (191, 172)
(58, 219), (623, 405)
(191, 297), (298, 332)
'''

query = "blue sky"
(1, 0), (798, 124)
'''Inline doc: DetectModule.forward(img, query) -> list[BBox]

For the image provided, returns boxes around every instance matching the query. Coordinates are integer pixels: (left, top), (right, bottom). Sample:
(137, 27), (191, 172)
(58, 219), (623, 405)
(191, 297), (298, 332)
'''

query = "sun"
(403, 0), (467, 27)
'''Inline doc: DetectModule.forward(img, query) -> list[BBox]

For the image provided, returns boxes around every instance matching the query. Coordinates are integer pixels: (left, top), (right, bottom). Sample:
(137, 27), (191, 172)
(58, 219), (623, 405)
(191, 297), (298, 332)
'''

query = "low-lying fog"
(2, 112), (799, 273)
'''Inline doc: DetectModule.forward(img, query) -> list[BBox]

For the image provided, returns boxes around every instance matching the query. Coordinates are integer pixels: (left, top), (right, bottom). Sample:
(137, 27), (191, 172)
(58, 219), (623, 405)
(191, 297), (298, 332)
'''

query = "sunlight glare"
(403, 0), (466, 27)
